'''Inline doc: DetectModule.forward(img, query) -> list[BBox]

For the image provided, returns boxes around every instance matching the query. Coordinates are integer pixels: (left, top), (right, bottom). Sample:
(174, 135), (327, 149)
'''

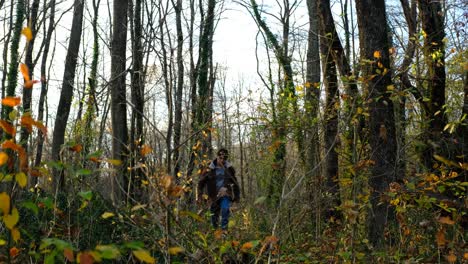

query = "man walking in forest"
(197, 148), (240, 231)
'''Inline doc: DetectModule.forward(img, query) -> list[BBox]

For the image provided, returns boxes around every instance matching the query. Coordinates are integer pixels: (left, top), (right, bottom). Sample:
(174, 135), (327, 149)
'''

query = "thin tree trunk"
(172, 0), (184, 178)
(51, 0), (84, 190)
(110, 0), (129, 204)
(20, 0), (40, 151)
(129, 0), (144, 199)
(33, 0), (56, 187)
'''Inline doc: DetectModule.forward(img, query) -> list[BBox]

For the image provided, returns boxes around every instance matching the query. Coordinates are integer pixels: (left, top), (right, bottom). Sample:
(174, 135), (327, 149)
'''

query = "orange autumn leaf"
(0, 120), (16, 136)
(24, 80), (39, 89)
(78, 252), (95, 264)
(2, 140), (27, 171)
(9, 247), (19, 257)
(436, 229), (447, 247)
(140, 144), (152, 157)
(446, 251), (457, 263)
(0, 192), (10, 215)
(437, 216), (455, 225)
(373, 50), (381, 59)
(0, 152), (8, 166)
(64, 248), (74, 262)
(20, 115), (47, 135)
(70, 144), (83, 153)
(2, 140), (21, 152)
(241, 242), (254, 252)
(21, 27), (33, 41)
(20, 115), (34, 133)
(88, 156), (100, 163)
(2, 97), (21, 107)
(20, 63), (30, 81)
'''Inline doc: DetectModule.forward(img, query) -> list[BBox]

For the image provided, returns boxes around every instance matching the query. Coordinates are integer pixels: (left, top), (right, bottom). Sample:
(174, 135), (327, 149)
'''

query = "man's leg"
(220, 197), (231, 230)
(210, 200), (220, 228)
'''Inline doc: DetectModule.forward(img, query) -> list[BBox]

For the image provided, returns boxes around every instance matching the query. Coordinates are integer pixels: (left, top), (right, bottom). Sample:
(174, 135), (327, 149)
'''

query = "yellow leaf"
(373, 50), (381, 59)
(0, 192), (10, 215)
(21, 27), (33, 41)
(464, 252), (468, 260)
(15, 172), (27, 188)
(3, 207), (19, 229)
(19, 63), (30, 81)
(11, 227), (20, 242)
(133, 249), (155, 264)
(437, 216), (455, 225)
(168, 247), (184, 255)
(106, 159), (122, 166)
(0, 239), (6, 246)
(101, 212), (114, 219)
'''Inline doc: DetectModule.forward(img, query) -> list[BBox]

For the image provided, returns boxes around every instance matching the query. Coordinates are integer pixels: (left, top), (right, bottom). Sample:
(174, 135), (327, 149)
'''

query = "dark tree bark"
(195, 0), (216, 157)
(129, 0), (144, 199)
(33, 0), (56, 187)
(318, 4), (340, 219)
(110, 0), (129, 203)
(172, 0), (184, 178)
(417, 0), (447, 167)
(3, 0), (25, 122)
(355, 0), (397, 247)
(20, 0), (40, 155)
(51, 0), (84, 190)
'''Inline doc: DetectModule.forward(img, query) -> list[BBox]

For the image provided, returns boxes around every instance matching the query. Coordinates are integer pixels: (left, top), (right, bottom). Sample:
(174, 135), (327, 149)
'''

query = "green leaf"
(40, 197), (54, 209)
(95, 244), (120, 259)
(76, 169), (92, 176)
(124, 241), (145, 250)
(254, 196), (267, 205)
(21, 201), (39, 215)
(78, 191), (93, 201)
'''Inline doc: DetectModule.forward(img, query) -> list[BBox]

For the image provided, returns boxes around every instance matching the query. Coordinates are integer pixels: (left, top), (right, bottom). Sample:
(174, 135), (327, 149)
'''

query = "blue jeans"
(210, 196), (231, 230)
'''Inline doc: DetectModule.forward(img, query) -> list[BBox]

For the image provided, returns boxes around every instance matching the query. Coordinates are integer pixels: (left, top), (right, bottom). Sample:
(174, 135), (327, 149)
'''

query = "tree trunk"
(110, 0), (129, 203)
(195, 0), (216, 158)
(417, 0), (447, 167)
(172, 0), (184, 179)
(130, 0), (144, 198)
(318, 15), (340, 219)
(51, 0), (84, 190)
(33, 0), (56, 187)
(305, 0), (321, 234)
(355, 0), (397, 248)
(20, 0), (40, 156)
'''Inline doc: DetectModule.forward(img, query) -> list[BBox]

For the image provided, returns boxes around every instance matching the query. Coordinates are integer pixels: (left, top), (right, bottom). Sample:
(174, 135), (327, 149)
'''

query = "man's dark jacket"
(198, 159), (240, 202)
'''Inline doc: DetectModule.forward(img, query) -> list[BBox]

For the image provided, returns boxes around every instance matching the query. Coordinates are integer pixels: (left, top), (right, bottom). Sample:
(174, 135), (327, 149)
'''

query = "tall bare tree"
(51, 0), (85, 190)
(355, 0), (397, 247)
(110, 0), (129, 203)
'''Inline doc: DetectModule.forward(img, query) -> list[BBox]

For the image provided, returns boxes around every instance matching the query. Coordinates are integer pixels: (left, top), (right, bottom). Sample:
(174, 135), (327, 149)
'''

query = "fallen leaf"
(9, 247), (19, 257)
(438, 216), (455, 225)
(168, 247), (184, 255)
(133, 249), (155, 264)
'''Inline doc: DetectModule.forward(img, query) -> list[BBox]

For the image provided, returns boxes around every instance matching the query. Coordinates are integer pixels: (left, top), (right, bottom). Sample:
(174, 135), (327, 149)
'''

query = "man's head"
(217, 148), (229, 162)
